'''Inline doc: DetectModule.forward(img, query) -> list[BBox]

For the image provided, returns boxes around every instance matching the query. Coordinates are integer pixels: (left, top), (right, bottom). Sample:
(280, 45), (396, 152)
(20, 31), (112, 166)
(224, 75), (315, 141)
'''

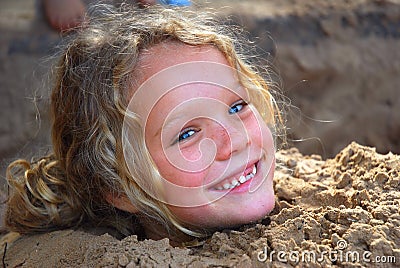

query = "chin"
(237, 194), (276, 225)
(218, 199), (276, 229)
(246, 206), (275, 224)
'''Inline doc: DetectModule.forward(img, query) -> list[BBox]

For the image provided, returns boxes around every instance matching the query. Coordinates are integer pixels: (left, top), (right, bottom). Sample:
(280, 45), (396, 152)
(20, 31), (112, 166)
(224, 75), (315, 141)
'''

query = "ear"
(105, 193), (139, 213)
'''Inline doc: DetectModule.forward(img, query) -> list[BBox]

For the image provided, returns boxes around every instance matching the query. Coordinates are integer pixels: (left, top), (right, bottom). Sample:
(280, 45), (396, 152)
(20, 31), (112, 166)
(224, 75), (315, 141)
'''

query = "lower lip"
(212, 161), (261, 194)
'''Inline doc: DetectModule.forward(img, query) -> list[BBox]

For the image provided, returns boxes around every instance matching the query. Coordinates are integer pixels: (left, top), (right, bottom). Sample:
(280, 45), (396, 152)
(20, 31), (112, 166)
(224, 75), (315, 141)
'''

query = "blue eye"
(178, 129), (196, 142)
(229, 100), (247, 114)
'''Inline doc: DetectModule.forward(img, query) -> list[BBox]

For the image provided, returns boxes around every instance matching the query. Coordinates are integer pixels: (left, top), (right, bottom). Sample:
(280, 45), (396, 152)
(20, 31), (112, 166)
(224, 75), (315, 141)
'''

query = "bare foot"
(43, 0), (86, 32)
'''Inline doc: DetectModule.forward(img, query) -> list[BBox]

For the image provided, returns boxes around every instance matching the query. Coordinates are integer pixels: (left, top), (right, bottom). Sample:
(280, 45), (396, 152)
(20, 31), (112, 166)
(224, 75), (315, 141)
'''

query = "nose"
(211, 120), (250, 161)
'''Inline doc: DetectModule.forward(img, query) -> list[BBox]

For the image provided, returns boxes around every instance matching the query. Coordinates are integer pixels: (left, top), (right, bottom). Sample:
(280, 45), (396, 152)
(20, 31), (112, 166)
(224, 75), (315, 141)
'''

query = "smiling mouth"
(212, 161), (258, 191)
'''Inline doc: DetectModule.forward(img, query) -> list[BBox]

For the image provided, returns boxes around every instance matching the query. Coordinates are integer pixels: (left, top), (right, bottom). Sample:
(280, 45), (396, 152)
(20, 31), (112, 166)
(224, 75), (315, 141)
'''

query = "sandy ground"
(2, 142), (399, 267)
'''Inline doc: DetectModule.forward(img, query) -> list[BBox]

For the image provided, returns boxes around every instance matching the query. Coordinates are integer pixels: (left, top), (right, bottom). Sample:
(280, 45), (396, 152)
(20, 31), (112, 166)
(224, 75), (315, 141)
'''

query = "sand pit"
(2, 142), (399, 267)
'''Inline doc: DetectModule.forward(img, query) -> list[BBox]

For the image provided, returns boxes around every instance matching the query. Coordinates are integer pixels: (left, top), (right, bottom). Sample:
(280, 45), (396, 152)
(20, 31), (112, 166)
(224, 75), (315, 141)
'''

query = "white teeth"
(223, 183), (231, 190)
(213, 163), (258, 190)
(245, 173), (253, 180)
(239, 175), (247, 184)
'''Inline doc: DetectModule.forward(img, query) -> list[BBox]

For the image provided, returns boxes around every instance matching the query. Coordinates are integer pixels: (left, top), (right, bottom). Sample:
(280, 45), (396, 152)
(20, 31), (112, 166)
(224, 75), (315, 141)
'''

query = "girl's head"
(5, 4), (283, 241)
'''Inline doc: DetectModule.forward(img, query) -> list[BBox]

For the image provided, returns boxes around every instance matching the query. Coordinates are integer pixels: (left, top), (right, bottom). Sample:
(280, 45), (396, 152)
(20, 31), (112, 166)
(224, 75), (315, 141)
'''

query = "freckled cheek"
(175, 173), (207, 188)
(246, 113), (274, 150)
(164, 168), (207, 188)
(154, 152), (208, 188)
(245, 117), (264, 145)
(179, 146), (203, 162)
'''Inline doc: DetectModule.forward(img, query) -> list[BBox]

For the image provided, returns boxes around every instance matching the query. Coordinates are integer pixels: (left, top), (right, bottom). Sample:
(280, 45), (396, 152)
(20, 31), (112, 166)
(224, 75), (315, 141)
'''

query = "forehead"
(135, 42), (230, 85)
(127, 42), (249, 128)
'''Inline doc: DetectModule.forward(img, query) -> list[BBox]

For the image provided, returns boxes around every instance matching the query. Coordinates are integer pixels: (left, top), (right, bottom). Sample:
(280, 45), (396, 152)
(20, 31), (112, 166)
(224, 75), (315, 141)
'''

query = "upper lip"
(207, 158), (260, 189)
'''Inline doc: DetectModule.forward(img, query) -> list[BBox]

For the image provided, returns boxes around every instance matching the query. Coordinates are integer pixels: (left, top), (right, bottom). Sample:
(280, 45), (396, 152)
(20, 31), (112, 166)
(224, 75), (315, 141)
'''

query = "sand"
(2, 142), (399, 267)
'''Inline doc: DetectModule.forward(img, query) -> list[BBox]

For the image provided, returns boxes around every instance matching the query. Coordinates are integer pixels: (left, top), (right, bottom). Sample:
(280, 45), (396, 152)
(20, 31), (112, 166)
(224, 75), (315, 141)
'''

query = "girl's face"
(128, 43), (275, 229)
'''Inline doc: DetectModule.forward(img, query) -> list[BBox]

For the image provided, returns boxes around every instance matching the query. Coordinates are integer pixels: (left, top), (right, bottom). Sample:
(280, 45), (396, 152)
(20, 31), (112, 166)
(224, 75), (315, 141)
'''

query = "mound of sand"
(2, 142), (399, 267)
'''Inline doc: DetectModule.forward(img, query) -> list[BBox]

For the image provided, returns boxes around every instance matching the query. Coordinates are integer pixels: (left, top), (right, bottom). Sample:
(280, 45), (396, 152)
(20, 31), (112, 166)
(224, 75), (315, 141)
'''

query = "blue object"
(158, 0), (191, 6)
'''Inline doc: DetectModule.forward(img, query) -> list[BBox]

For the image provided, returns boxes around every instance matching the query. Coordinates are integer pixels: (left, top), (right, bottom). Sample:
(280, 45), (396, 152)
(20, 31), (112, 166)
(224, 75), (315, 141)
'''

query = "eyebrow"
(153, 114), (186, 139)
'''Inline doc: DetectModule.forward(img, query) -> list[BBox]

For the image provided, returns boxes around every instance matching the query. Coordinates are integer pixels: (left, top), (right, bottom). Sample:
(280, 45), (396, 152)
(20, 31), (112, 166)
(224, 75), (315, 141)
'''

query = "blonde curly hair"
(5, 4), (283, 238)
